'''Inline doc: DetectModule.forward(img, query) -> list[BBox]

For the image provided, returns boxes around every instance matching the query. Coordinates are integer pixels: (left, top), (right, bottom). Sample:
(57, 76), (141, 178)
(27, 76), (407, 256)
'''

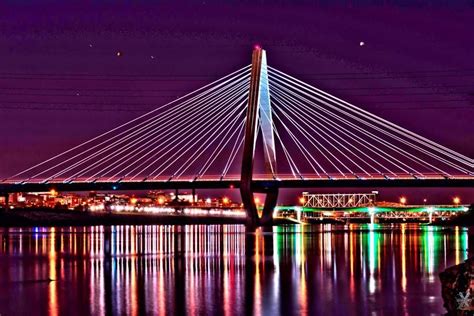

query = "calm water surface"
(0, 224), (470, 315)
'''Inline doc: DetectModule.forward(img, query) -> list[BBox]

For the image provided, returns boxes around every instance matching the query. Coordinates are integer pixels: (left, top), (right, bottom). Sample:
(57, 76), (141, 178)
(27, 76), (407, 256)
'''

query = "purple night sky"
(0, 1), (473, 204)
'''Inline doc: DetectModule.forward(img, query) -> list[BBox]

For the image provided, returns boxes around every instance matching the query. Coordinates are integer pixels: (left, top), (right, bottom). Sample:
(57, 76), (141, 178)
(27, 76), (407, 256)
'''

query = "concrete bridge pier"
(259, 188), (279, 226)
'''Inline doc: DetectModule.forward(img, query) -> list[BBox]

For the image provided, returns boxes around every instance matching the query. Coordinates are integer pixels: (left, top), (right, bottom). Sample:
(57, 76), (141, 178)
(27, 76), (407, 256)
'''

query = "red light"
(254, 44), (261, 50)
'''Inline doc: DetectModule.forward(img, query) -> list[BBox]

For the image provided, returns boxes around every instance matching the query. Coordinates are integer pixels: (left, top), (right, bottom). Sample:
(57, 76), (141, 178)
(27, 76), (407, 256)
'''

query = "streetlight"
(400, 197), (407, 205)
(222, 197), (229, 205)
(299, 196), (305, 205)
(453, 197), (461, 205)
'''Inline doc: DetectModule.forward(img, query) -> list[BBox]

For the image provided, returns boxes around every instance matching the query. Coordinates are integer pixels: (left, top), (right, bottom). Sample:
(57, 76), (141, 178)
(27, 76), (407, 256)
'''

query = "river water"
(0, 224), (470, 315)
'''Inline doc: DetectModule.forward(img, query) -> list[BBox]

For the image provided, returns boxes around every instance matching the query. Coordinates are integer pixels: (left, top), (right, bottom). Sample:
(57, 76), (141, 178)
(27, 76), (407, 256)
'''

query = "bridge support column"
(260, 188), (279, 226)
(241, 47), (279, 227)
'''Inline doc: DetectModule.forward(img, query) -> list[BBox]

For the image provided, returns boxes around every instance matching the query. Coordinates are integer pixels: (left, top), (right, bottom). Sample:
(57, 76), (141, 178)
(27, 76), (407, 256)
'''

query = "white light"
(360, 41), (365, 46)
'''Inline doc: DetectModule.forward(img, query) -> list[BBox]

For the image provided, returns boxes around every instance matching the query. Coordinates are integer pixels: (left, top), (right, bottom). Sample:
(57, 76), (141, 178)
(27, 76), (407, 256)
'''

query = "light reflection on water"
(0, 224), (470, 315)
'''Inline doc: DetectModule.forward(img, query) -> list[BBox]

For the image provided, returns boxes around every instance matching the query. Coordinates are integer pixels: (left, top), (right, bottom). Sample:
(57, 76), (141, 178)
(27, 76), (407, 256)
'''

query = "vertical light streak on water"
(324, 225), (332, 269)
(223, 226), (231, 316)
(462, 228), (469, 261)
(48, 228), (58, 316)
(349, 226), (356, 304)
(18, 227), (23, 253)
(188, 226), (197, 316)
(455, 226), (460, 265)
(254, 228), (263, 316)
(272, 225), (281, 312)
(422, 226), (436, 283)
(400, 224), (408, 315)
(88, 227), (92, 256)
(443, 235), (447, 268)
(368, 225), (377, 294)
(158, 229), (166, 316)
(300, 224), (308, 315)
(360, 230), (366, 284)
(401, 224), (407, 293)
(319, 224), (324, 273)
(295, 224), (302, 266)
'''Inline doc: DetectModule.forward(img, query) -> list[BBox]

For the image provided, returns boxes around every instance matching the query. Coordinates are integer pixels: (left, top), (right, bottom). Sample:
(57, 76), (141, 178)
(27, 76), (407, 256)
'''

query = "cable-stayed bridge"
(1, 47), (473, 225)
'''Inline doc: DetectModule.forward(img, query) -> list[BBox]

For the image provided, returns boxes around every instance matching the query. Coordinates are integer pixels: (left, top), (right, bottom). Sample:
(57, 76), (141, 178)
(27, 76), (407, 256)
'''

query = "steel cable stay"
(148, 101), (248, 180)
(130, 92), (248, 181)
(221, 124), (246, 179)
(5, 65), (251, 182)
(195, 118), (247, 179)
(120, 85), (250, 180)
(270, 92), (348, 176)
(271, 88), (400, 176)
(272, 98), (385, 176)
(126, 99), (245, 181)
(116, 97), (248, 181)
(270, 85), (420, 176)
(46, 80), (248, 182)
(270, 81), (450, 177)
(272, 80), (471, 176)
(56, 82), (248, 182)
(270, 82), (440, 176)
(149, 98), (247, 180)
(268, 71), (473, 176)
(272, 98), (372, 177)
(176, 114), (247, 179)
(269, 66), (472, 167)
(270, 119), (302, 179)
(78, 81), (250, 181)
(270, 66), (472, 165)
(269, 104), (325, 177)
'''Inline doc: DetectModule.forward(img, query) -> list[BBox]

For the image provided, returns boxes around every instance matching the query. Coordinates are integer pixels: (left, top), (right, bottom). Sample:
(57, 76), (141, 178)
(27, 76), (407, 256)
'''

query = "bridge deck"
(0, 175), (472, 193)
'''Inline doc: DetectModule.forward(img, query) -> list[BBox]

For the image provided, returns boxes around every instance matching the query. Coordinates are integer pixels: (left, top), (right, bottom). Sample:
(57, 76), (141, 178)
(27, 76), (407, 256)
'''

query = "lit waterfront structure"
(273, 204), (469, 223)
(302, 191), (378, 208)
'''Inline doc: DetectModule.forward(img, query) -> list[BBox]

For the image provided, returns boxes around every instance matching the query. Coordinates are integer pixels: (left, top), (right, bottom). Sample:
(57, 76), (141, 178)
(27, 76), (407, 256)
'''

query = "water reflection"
(0, 224), (470, 315)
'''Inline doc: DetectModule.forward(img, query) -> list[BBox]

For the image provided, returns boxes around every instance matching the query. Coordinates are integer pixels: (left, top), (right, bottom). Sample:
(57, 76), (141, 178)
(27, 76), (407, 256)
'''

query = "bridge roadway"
(0, 176), (473, 194)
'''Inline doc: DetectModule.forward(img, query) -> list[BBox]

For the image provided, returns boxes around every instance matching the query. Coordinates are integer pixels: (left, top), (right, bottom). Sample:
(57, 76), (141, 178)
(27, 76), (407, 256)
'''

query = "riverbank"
(0, 208), (247, 227)
(1, 207), (472, 227)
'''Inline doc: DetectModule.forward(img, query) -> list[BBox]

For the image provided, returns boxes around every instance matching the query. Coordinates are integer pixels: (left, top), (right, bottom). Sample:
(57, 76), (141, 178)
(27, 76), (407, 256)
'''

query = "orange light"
(130, 198), (138, 204)
(222, 197), (229, 204)
(49, 189), (57, 197)
(400, 197), (407, 205)
(254, 197), (260, 204)
(157, 197), (165, 205)
(453, 197), (461, 205)
(299, 197), (305, 205)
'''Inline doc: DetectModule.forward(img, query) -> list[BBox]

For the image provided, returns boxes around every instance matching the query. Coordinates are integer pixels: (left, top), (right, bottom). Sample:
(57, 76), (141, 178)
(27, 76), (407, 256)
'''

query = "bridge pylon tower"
(241, 46), (279, 227)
